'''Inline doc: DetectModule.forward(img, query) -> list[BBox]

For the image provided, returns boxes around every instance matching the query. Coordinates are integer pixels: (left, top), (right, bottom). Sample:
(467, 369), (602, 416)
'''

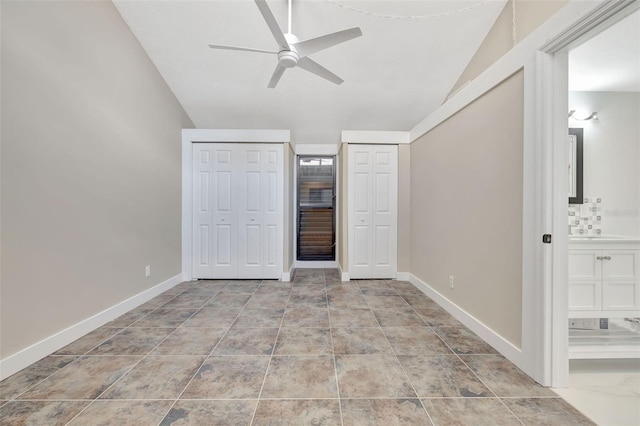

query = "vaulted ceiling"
(114, 0), (507, 144)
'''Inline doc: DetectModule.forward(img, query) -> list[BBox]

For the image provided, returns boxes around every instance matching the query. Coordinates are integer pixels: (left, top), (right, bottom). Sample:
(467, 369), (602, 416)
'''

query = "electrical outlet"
(448, 275), (454, 289)
(145, 265), (151, 277)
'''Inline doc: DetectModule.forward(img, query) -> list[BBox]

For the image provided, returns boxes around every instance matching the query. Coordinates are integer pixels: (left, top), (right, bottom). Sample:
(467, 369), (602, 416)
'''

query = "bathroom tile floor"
(553, 359), (640, 426)
(0, 269), (595, 425)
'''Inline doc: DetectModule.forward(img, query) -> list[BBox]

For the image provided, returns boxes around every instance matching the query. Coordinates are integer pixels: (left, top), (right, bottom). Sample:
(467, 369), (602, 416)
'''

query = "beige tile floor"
(0, 269), (595, 425)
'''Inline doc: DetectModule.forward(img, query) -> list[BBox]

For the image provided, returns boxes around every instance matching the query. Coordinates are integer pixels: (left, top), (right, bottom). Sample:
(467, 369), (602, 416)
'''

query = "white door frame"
(536, 0), (640, 387)
(291, 143), (340, 269)
(181, 129), (290, 281)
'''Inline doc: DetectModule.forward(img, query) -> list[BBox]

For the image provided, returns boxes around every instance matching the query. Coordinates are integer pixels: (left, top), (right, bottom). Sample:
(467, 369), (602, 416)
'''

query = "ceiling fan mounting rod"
(287, 0), (292, 35)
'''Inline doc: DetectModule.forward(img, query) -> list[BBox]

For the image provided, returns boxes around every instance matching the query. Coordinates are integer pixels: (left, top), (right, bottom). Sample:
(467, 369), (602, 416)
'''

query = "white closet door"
(237, 144), (284, 279)
(348, 144), (397, 279)
(193, 144), (213, 278)
(238, 146), (264, 278)
(261, 145), (284, 279)
(192, 143), (283, 279)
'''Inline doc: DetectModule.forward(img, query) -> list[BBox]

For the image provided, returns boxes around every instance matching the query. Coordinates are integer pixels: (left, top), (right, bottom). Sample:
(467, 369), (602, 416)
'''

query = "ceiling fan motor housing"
(278, 50), (299, 68)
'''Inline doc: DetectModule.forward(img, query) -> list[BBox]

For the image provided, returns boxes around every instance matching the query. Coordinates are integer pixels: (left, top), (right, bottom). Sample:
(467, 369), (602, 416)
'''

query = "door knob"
(251, 218), (255, 222)
(603, 256), (611, 260)
(221, 218), (225, 222)
(360, 219), (365, 222)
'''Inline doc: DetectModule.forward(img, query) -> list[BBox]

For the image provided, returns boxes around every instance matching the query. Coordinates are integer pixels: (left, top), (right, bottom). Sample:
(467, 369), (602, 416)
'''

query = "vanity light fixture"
(569, 109), (598, 121)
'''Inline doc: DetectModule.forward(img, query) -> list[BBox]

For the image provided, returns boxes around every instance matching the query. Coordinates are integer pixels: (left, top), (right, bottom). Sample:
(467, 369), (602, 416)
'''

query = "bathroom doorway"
(535, 0), (639, 390)
(566, 8), (640, 360)
(558, 10), (640, 425)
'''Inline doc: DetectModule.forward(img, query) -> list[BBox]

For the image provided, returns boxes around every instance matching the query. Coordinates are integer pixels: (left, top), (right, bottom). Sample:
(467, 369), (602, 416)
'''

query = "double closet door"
(348, 144), (398, 279)
(192, 143), (283, 279)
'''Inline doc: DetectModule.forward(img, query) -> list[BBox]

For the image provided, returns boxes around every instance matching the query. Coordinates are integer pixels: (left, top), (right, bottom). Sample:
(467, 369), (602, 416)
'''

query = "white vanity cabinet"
(568, 238), (640, 359)
(569, 239), (640, 317)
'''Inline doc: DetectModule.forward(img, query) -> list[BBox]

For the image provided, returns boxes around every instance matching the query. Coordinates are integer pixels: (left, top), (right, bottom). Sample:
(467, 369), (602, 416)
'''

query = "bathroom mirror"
(568, 127), (583, 204)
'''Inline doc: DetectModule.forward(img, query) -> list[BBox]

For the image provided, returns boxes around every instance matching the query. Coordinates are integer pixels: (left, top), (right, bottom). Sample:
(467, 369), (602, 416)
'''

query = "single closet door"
(348, 144), (398, 279)
(192, 143), (283, 279)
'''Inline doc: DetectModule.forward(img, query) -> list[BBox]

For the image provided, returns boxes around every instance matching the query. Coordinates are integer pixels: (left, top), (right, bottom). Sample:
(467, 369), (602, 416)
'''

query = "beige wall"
(448, 0), (567, 97)
(410, 70), (525, 347)
(1, 1), (193, 359)
(397, 145), (411, 273)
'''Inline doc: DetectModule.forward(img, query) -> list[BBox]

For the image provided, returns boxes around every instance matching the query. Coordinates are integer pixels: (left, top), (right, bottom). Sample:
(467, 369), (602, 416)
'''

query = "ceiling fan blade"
(208, 44), (277, 55)
(268, 63), (287, 88)
(255, 0), (289, 49)
(297, 57), (343, 85)
(292, 27), (362, 58)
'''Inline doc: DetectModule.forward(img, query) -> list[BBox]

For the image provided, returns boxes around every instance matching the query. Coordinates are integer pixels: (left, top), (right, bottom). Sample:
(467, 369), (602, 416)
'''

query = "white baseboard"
(282, 263), (294, 282)
(396, 272), (410, 281)
(294, 260), (338, 269)
(0, 274), (183, 380)
(408, 273), (524, 368)
(338, 262), (350, 281)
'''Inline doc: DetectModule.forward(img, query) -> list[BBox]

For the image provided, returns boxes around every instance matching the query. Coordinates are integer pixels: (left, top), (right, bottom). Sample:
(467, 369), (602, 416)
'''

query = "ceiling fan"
(209, 0), (362, 88)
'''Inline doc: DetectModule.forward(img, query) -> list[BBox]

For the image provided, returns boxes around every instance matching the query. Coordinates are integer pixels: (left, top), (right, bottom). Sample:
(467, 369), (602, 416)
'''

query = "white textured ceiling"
(114, 0), (506, 144)
(569, 9), (640, 92)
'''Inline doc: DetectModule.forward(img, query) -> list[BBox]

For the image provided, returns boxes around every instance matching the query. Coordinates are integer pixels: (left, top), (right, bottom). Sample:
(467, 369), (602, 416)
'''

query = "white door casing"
(348, 144), (398, 279)
(192, 143), (283, 279)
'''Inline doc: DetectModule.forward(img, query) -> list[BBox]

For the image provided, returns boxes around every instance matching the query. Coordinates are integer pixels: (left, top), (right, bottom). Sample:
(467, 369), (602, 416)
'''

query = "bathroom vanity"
(568, 236), (640, 359)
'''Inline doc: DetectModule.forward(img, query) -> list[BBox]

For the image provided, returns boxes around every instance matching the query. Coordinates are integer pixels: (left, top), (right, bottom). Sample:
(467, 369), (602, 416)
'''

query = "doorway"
(538, 0), (639, 394)
(566, 8), (640, 360)
(297, 156), (336, 261)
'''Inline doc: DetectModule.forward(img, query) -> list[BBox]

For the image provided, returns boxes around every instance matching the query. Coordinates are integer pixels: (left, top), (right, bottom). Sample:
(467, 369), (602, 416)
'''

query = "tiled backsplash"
(568, 197), (602, 236)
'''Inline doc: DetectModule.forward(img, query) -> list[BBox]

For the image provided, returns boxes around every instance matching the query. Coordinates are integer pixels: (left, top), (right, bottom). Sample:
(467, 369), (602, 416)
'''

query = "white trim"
(521, 51), (545, 384)
(396, 272), (410, 281)
(293, 143), (340, 155)
(294, 260), (338, 269)
(0, 274), (182, 380)
(181, 133), (193, 281)
(550, 49), (571, 388)
(182, 128), (290, 143)
(540, 0), (639, 52)
(282, 263), (294, 282)
(341, 131), (410, 144)
(409, 274), (524, 367)
(338, 262), (349, 282)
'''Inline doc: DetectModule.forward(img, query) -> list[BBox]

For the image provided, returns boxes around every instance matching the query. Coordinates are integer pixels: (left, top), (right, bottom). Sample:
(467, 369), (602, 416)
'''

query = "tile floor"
(0, 269), (595, 425)
(553, 359), (640, 426)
